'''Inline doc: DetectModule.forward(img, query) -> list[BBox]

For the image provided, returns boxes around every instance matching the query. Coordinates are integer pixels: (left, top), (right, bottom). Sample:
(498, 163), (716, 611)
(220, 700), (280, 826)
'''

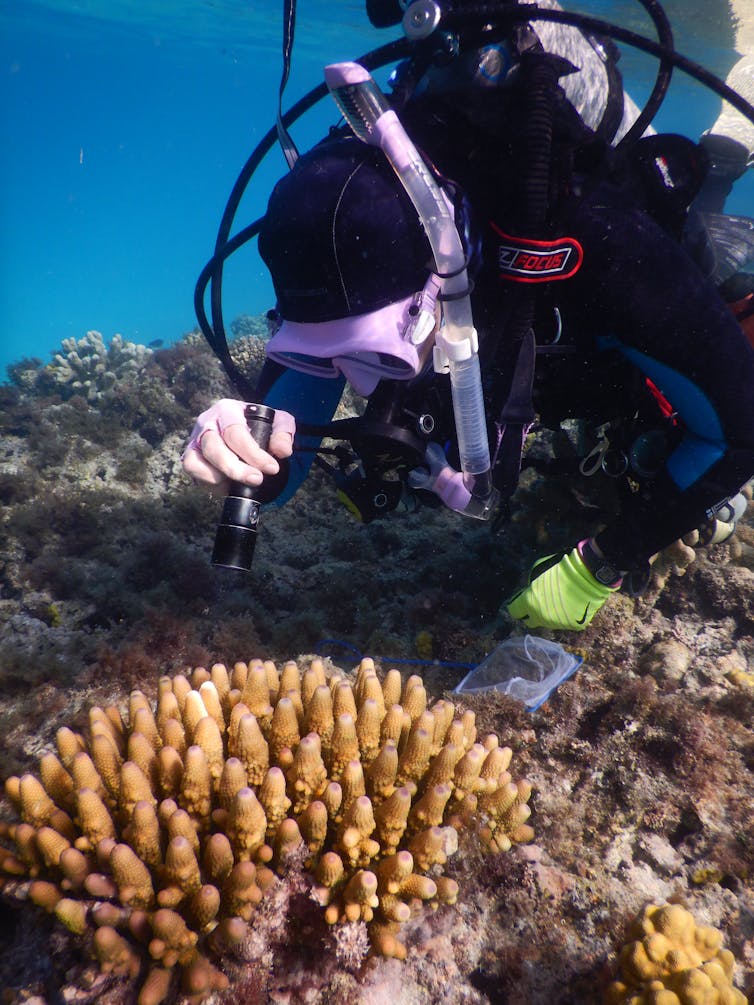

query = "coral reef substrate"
(2, 328), (754, 1003)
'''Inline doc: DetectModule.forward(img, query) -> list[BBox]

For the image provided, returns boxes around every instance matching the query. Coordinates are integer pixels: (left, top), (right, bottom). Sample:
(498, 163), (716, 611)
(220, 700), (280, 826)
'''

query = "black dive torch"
(211, 403), (282, 572)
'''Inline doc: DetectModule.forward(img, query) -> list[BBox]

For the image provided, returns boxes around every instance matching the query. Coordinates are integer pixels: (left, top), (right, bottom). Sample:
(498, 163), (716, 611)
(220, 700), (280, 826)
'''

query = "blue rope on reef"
(313, 638), (476, 671)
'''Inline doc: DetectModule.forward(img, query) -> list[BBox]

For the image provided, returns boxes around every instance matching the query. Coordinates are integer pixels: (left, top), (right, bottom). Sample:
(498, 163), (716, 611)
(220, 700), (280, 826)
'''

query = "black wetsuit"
(544, 182), (754, 569)
(400, 85), (754, 573)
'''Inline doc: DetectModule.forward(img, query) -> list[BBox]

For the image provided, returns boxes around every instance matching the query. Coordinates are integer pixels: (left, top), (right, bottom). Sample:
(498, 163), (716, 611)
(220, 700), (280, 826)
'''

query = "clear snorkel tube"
(325, 61), (496, 518)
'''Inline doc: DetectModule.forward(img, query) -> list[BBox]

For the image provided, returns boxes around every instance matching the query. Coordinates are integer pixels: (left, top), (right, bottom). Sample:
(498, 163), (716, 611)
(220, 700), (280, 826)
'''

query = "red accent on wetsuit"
(729, 293), (754, 349)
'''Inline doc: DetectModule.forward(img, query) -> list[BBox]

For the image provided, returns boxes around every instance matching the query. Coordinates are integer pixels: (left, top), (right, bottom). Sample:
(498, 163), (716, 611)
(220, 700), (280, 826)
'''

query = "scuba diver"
(183, 0), (754, 633)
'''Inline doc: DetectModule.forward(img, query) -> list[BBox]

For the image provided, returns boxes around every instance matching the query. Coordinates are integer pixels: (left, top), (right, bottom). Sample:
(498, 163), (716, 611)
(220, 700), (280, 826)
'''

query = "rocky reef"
(1, 328), (753, 1003)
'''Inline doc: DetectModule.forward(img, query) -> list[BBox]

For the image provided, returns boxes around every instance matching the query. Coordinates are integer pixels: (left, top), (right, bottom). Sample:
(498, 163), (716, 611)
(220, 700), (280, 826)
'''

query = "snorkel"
(325, 60), (495, 516)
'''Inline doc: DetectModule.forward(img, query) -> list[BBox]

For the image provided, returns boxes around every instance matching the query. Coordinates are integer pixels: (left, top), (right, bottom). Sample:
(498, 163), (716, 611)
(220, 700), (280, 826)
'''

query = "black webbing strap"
(491, 326), (537, 494)
(276, 0), (299, 168)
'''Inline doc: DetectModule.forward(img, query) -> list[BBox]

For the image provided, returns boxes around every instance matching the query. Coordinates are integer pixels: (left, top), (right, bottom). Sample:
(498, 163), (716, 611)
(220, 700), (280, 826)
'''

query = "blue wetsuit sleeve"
(595, 335), (727, 491)
(263, 369), (347, 505)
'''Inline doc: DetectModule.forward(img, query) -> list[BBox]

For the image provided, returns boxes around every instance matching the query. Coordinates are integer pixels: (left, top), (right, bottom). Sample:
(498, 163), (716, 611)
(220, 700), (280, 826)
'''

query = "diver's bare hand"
(181, 399), (295, 492)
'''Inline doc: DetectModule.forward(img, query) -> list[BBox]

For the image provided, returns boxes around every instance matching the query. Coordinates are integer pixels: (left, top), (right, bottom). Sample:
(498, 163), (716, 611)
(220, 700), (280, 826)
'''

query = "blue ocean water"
(1, 0), (753, 379)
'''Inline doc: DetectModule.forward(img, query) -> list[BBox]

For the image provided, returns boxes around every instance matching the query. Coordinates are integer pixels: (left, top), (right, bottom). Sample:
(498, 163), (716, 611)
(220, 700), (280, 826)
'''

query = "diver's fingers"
(181, 399), (294, 485)
(182, 445), (227, 485)
(269, 409), (296, 458)
(181, 447), (231, 495)
(183, 399), (250, 463)
(221, 409), (295, 465)
(222, 423), (280, 475)
(197, 429), (266, 486)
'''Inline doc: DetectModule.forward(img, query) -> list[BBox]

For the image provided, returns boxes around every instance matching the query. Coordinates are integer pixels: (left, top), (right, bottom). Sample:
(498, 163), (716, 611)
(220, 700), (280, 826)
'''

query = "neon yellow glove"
(506, 544), (621, 631)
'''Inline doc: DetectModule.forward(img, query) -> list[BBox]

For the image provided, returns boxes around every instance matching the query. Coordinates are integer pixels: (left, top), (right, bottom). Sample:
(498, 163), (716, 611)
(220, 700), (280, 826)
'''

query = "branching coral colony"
(0, 656), (534, 1004)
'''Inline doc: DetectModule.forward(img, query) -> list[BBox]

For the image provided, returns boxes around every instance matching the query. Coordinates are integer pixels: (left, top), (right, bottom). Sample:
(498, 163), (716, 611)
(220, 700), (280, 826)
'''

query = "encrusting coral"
(603, 902), (747, 1005)
(0, 656), (534, 1004)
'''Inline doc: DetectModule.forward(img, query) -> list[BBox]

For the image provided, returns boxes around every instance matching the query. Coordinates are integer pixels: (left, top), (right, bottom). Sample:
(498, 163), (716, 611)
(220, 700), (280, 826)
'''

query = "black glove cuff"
(579, 538), (624, 587)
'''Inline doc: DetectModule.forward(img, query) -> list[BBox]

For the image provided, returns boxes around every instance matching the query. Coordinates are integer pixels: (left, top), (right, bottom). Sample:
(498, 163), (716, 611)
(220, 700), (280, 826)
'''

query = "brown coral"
(604, 902), (747, 1005)
(0, 655), (533, 1002)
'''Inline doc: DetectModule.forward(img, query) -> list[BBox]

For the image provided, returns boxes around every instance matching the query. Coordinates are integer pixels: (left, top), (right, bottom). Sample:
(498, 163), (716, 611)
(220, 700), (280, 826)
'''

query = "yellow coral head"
(0, 655), (535, 1005)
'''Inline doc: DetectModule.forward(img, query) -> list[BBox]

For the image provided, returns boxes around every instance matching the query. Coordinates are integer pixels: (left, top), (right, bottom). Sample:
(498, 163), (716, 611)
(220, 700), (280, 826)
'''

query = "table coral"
(0, 655), (534, 1003)
(603, 902), (747, 1005)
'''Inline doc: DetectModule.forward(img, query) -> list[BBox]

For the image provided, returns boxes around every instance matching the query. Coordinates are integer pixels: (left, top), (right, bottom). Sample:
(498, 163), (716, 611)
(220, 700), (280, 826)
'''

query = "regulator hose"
(438, 0), (675, 150)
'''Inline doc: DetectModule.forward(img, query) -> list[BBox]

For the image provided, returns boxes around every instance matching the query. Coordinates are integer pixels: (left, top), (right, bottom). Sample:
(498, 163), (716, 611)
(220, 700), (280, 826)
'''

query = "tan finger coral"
(604, 902), (747, 1005)
(0, 654), (533, 1003)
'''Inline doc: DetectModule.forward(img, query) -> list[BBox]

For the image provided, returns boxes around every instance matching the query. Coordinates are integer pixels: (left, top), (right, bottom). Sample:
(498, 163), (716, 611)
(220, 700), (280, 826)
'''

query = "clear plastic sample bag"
(453, 635), (583, 711)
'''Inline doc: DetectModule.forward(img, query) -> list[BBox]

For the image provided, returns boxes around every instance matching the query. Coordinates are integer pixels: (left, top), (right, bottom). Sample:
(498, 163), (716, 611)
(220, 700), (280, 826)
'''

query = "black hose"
(483, 47), (562, 497)
(194, 218), (264, 399)
(518, 51), (561, 232)
(440, 0), (674, 147)
(612, 0), (673, 149)
(506, 6), (754, 128)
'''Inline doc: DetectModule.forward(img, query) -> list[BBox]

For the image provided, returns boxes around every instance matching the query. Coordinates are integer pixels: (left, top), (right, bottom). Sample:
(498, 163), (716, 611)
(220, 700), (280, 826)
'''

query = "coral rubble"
(604, 902), (747, 1005)
(0, 656), (533, 1003)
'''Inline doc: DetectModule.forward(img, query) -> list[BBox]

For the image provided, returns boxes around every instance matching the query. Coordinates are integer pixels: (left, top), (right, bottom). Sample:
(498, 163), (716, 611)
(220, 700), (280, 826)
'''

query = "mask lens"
(273, 352), (339, 376)
(336, 351), (415, 376)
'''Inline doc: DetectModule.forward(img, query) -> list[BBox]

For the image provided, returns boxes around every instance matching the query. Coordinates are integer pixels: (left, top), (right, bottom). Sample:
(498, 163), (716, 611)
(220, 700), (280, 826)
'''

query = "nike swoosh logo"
(575, 604), (590, 626)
